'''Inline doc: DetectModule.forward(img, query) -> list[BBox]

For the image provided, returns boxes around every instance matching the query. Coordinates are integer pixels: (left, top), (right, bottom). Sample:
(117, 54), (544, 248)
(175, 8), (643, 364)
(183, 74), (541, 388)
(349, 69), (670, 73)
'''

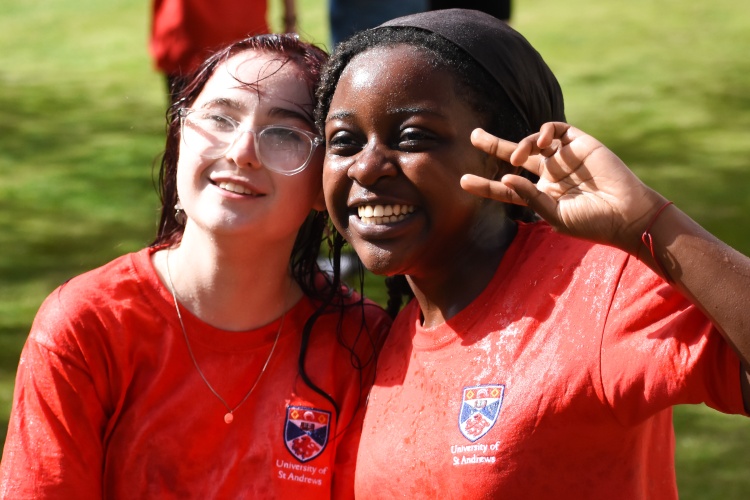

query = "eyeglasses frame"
(178, 107), (323, 176)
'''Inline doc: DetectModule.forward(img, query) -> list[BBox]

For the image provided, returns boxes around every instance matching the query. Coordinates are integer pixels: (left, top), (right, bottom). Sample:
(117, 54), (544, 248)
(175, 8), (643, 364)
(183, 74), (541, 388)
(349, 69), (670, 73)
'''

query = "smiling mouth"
(217, 181), (259, 196)
(357, 204), (415, 225)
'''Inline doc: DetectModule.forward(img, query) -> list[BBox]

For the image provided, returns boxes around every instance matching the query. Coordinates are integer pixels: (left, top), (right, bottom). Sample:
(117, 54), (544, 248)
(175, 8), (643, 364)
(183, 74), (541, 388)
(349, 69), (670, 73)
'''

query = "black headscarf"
(380, 9), (566, 133)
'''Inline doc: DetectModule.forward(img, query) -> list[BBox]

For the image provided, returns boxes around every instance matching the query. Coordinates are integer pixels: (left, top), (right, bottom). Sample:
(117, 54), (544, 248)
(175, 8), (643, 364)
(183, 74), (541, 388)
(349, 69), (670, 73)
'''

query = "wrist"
(637, 199), (675, 283)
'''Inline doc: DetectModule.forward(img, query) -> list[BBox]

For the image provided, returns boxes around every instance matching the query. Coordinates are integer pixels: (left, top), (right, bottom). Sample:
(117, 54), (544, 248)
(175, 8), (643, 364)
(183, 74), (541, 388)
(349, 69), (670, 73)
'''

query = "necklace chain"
(165, 249), (285, 424)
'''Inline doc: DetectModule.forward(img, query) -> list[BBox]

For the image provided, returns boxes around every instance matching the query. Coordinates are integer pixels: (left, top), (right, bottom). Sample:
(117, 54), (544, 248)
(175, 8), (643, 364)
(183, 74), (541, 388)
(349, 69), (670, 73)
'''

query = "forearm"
(642, 202), (750, 367)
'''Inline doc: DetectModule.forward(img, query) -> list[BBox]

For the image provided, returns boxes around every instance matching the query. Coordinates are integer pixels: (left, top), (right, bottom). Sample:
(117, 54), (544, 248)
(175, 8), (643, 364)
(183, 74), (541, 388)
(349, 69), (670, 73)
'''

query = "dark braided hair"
(152, 34), (380, 420)
(315, 27), (539, 317)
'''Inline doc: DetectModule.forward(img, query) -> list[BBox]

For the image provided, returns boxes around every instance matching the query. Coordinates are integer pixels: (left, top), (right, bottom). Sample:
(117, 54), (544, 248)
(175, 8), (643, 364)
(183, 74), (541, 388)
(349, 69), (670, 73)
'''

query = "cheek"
(289, 166), (323, 204)
(322, 158), (349, 200)
(322, 162), (351, 225)
(275, 175), (325, 231)
(174, 155), (196, 199)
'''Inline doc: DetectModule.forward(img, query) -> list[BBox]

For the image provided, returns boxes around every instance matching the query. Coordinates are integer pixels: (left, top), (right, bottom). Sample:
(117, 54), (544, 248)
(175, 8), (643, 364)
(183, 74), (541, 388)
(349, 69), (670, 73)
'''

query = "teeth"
(357, 204), (415, 225)
(218, 181), (255, 195)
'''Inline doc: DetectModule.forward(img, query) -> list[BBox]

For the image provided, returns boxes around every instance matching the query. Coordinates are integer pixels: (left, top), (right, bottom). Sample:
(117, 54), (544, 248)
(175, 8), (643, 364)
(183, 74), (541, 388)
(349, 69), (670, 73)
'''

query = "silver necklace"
(165, 249), (285, 424)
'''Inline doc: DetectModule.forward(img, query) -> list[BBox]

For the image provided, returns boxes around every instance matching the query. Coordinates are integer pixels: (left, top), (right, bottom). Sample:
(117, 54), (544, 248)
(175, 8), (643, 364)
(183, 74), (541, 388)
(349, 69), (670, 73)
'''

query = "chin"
(354, 242), (410, 277)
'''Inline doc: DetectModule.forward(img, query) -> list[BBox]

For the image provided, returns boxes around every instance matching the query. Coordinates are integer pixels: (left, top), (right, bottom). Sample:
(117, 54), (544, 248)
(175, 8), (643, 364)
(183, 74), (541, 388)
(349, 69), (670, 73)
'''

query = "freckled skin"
(323, 45), (517, 324)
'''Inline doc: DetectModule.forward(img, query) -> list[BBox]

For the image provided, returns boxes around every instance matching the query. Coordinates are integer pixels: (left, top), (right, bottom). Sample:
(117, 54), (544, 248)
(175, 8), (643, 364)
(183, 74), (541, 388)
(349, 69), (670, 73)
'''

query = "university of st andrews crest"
(458, 384), (504, 442)
(284, 406), (331, 462)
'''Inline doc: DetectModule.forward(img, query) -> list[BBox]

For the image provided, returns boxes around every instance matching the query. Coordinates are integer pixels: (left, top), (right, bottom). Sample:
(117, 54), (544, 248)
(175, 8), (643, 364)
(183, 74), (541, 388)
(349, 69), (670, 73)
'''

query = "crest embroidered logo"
(458, 384), (505, 442)
(284, 406), (331, 463)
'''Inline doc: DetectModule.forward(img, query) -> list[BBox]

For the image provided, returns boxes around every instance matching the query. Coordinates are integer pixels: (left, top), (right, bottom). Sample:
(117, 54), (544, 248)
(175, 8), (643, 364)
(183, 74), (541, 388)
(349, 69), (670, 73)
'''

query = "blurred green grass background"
(1, 0), (748, 496)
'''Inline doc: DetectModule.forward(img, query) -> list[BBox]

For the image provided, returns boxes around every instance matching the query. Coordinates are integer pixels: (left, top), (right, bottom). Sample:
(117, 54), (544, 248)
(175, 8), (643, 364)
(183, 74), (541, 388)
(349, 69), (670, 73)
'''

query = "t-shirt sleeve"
(600, 256), (747, 426)
(0, 291), (108, 498)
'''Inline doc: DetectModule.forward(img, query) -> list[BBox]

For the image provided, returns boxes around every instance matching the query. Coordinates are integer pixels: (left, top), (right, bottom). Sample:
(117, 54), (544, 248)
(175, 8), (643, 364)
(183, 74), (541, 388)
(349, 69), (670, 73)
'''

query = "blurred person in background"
(150, 0), (298, 101)
(429, 1), (511, 22)
(328, 0), (427, 46)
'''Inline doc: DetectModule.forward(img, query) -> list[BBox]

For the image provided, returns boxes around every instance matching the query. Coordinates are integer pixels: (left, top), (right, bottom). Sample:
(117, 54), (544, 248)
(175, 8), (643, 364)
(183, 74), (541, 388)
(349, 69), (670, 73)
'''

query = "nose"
(225, 128), (262, 169)
(346, 141), (398, 186)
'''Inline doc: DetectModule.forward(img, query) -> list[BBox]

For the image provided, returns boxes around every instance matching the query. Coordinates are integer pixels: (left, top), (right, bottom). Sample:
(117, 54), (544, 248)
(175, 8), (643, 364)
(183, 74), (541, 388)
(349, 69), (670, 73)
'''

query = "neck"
(155, 224), (302, 331)
(408, 219), (517, 329)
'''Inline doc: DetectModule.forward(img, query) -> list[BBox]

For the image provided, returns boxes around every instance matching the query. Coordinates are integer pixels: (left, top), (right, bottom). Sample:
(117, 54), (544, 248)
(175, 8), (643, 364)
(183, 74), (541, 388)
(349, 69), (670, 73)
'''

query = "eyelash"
(327, 128), (438, 156)
(400, 129), (430, 143)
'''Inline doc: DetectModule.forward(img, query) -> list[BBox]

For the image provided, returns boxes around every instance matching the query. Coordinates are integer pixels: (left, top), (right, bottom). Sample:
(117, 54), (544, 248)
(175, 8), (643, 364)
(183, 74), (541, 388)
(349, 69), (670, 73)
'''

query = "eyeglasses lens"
(257, 128), (311, 172)
(182, 110), (314, 173)
(182, 112), (235, 158)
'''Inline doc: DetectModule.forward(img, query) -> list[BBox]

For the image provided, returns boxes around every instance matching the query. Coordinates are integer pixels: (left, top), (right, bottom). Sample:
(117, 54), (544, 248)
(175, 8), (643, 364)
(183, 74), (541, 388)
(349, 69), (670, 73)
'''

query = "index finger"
(470, 128), (519, 163)
(470, 128), (539, 172)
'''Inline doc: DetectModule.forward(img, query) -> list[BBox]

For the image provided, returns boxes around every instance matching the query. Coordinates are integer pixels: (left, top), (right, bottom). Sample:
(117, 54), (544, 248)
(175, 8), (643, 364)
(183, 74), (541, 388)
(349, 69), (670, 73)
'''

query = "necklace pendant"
(224, 412), (234, 424)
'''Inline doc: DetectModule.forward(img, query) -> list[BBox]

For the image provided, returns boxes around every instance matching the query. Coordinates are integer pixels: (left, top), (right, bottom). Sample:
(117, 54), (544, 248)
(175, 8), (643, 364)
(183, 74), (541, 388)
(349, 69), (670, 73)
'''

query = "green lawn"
(1, 0), (748, 496)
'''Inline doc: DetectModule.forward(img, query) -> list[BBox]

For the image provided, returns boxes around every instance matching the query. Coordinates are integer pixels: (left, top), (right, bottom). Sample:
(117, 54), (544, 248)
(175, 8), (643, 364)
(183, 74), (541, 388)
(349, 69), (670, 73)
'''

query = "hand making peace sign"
(462, 122), (668, 255)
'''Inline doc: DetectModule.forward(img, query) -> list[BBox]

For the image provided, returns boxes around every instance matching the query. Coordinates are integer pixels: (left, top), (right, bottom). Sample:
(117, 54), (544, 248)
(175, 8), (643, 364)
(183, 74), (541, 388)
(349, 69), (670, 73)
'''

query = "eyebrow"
(268, 106), (313, 123)
(325, 110), (355, 123)
(325, 106), (445, 123)
(199, 98), (313, 124)
(199, 97), (243, 110)
(388, 106), (444, 117)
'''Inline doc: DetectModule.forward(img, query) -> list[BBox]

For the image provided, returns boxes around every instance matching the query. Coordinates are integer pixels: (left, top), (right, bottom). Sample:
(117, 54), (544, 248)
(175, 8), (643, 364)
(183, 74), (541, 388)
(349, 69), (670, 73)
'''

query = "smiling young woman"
(315, 9), (750, 499)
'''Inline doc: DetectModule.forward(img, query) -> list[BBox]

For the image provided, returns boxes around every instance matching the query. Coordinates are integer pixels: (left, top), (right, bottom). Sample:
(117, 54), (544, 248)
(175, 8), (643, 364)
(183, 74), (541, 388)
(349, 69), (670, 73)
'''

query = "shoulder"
(512, 221), (633, 278)
(30, 249), (157, 349)
(37, 250), (148, 315)
(515, 221), (620, 256)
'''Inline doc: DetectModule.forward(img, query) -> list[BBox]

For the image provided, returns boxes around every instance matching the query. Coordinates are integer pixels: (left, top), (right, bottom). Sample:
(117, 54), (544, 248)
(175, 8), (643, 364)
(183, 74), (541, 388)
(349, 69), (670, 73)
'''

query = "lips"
(357, 204), (415, 225)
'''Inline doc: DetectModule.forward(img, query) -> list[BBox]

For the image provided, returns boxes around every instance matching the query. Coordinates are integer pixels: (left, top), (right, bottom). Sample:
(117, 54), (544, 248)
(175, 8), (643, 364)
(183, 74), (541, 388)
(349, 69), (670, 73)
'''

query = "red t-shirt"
(355, 222), (746, 499)
(150, 0), (269, 75)
(0, 248), (390, 498)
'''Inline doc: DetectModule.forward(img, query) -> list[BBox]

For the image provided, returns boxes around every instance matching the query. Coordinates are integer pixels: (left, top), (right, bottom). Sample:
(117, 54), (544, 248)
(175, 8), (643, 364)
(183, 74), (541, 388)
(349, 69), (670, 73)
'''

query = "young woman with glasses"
(0, 34), (389, 498)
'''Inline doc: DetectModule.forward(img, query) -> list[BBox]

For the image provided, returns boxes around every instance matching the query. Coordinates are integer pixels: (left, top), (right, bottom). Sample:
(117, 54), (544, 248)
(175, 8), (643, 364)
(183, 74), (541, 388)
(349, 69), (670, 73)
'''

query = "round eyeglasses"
(178, 108), (323, 175)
